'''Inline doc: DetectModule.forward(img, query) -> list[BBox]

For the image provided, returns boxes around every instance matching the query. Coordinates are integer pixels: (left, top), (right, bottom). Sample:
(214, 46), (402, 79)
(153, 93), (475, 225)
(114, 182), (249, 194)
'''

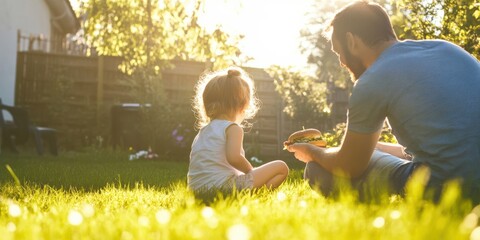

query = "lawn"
(0, 149), (479, 240)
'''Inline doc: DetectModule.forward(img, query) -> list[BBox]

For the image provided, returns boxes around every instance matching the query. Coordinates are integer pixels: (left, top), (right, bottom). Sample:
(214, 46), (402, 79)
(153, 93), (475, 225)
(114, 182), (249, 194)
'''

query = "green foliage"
(322, 123), (346, 147)
(395, 0), (480, 59)
(80, 0), (244, 73)
(268, 66), (331, 129)
(323, 123), (397, 147)
(378, 126), (398, 144)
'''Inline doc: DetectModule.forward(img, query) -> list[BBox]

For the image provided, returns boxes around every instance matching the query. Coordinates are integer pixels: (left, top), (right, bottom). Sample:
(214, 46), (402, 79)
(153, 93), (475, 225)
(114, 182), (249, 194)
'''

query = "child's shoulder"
(206, 119), (239, 135)
(194, 120), (238, 143)
(209, 119), (236, 128)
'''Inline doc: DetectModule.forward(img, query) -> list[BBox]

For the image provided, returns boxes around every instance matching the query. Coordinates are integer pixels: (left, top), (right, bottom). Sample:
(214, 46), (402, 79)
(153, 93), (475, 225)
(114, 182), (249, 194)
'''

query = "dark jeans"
(304, 150), (416, 201)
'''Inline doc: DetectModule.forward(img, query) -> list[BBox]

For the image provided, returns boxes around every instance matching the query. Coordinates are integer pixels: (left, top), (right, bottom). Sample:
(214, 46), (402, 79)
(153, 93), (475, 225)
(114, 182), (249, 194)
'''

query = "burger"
(283, 128), (327, 150)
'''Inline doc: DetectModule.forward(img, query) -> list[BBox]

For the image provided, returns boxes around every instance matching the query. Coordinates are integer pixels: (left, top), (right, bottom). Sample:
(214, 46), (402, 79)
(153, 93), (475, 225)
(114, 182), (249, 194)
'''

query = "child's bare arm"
(226, 124), (253, 174)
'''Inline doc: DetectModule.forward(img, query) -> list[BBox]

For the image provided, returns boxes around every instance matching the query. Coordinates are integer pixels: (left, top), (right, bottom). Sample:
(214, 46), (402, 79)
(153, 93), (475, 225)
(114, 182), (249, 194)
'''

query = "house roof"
(44, 0), (80, 34)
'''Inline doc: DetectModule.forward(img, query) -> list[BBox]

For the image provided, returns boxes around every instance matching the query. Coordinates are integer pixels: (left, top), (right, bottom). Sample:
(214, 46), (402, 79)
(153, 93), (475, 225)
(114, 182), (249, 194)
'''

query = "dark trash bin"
(111, 103), (151, 150)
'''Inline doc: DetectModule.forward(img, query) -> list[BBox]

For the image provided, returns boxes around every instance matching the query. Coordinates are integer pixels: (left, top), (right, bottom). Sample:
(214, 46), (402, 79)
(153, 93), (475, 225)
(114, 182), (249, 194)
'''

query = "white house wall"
(0, 0), (52, 106)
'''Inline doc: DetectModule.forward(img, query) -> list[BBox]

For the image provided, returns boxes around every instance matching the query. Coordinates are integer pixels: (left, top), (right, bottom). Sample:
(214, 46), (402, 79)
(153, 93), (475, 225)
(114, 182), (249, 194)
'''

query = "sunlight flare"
(240, 206), (249, 216)
(197, 0), (312, 68)
(202, 207), (218, 228)
(473, 205), (480, 217)
(276, 191), (287, 202)
(390, 210), (401, 220)
(373, 217), (385, 228)
(68, 210), (83, 226)
(8, 203), (21, 217)
(138, 216), (150, 227)
(6, 222), (16, 232)
(227, 223), (251, 240)
(461, 213), (478, 231)
(155, 209), (171, 225)
(471, 227), (480, 240)
(206, 217), (219, 229)
(82, 204), (95, 218)
(121, 231), (133, 240)
(202, 207), (215, 219)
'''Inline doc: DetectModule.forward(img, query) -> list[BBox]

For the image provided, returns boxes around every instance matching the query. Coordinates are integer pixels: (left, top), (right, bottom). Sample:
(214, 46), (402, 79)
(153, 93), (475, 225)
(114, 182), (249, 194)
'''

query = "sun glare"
(8, 203), (21, 217)
(227, 223), (251, 240)
(68, 210), (84, 226)
(197, 0), (314, 68)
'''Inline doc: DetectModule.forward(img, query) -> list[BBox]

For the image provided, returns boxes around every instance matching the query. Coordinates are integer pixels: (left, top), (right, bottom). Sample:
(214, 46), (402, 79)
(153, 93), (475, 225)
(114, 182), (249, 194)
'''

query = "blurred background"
(1, 0), (478, 161)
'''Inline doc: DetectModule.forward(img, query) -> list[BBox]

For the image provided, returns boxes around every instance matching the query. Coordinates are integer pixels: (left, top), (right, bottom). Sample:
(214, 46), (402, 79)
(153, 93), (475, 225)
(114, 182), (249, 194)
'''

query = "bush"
(323, 123), (397, 147)
(269, 66), (332, 130)
(125, 67), (196, 160)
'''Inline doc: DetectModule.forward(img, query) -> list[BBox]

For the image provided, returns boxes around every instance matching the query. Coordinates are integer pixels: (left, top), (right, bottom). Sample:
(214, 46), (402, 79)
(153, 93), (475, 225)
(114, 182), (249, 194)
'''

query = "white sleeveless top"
(188, 119), (244, 191)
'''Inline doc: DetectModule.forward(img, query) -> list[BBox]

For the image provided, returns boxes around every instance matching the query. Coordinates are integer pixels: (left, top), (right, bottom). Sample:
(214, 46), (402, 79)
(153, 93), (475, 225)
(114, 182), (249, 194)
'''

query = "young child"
(188, 67), (289, 192)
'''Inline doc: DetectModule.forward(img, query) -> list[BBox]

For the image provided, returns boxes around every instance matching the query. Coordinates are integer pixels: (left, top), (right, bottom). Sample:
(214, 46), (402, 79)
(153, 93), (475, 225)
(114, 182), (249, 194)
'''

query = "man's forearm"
(288, 130), (379, 178)
(311, 147), (355, 177)
(375, 142), (409, 159)
(310, 130), (380, 178)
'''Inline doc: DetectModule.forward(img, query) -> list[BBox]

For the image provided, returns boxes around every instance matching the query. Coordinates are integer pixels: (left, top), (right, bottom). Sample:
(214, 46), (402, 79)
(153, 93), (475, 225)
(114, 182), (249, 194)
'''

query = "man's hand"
(285, 142), (320, 163)
(286, 129), (380, 178)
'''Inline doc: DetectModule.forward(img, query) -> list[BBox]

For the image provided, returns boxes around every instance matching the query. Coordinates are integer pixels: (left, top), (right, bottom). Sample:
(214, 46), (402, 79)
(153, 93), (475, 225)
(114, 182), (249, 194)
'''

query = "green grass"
(0, 149), (479, 240)
(0, 148), (189, 190)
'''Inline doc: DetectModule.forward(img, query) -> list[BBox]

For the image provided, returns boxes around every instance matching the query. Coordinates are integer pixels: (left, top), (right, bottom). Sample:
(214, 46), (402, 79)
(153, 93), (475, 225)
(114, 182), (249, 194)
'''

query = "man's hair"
(326, 1), (397, 47)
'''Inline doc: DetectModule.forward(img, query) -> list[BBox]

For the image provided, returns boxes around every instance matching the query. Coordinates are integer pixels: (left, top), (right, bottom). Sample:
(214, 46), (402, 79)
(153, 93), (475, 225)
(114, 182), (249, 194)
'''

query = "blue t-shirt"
(348, 40), (480, 185)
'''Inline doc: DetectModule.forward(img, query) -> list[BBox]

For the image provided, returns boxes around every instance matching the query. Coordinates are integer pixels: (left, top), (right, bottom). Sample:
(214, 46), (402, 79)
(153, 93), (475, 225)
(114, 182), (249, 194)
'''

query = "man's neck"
(363, 39), (398, 67)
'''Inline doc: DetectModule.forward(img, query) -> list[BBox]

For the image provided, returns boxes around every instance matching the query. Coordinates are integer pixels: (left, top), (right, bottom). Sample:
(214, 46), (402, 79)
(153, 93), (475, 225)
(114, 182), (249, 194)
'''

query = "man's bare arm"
(375, 142), (406, 159)
(288, 129), (381, 178)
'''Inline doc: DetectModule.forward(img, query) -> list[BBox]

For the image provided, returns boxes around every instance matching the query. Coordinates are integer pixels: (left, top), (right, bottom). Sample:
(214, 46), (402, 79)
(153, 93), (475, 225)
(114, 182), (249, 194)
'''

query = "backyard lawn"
(0, 149), (479, 240)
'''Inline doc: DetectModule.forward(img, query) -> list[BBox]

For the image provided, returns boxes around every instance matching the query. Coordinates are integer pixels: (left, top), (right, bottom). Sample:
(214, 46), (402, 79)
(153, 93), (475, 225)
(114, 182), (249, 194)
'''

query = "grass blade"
(5, 164), (21, 186)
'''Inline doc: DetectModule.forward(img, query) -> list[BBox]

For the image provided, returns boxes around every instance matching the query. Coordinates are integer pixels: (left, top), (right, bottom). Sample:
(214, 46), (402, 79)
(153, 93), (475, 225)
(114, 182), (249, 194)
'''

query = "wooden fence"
(15, 52), (131, 149)
(15, 51), (348, 158)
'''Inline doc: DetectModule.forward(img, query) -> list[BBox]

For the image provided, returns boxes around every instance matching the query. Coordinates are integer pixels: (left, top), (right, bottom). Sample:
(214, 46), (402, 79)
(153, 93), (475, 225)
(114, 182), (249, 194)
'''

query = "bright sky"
(71, 0), (314, 69)
(197, 0), (314, 68)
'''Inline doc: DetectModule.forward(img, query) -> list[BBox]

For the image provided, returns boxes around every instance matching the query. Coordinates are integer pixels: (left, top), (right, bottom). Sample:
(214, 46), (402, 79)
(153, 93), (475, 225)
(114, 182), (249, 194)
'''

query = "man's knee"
(304, 161), (334, 196)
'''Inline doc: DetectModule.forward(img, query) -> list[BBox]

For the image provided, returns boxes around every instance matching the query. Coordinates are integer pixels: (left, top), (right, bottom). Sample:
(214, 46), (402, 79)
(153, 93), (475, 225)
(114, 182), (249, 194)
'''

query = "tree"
(300, 0), (358, 93)
(396, 0), (479, 59)
(268, 65), (331, 130)
(79, 0), (245, 73)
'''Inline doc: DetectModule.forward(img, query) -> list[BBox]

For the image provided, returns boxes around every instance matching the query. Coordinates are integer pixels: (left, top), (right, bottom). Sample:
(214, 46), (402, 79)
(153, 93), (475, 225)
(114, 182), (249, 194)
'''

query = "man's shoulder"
(398, 39), (453, 47)
(364, 39), (459, 77)
(395, 39), (469, 58)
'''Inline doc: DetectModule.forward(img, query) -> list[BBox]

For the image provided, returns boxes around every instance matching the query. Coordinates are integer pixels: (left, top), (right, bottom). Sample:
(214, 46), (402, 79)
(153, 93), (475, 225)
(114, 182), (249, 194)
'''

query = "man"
(286, 1), (480, 201)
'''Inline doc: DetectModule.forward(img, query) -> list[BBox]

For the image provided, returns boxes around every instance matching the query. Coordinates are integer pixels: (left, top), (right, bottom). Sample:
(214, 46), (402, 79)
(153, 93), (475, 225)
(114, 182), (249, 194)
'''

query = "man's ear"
(346, 32), (357, 54)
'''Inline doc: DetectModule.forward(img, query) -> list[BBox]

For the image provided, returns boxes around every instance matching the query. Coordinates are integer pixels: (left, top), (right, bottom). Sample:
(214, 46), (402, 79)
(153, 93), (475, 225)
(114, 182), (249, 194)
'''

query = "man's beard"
(342, 48), (366, 81)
